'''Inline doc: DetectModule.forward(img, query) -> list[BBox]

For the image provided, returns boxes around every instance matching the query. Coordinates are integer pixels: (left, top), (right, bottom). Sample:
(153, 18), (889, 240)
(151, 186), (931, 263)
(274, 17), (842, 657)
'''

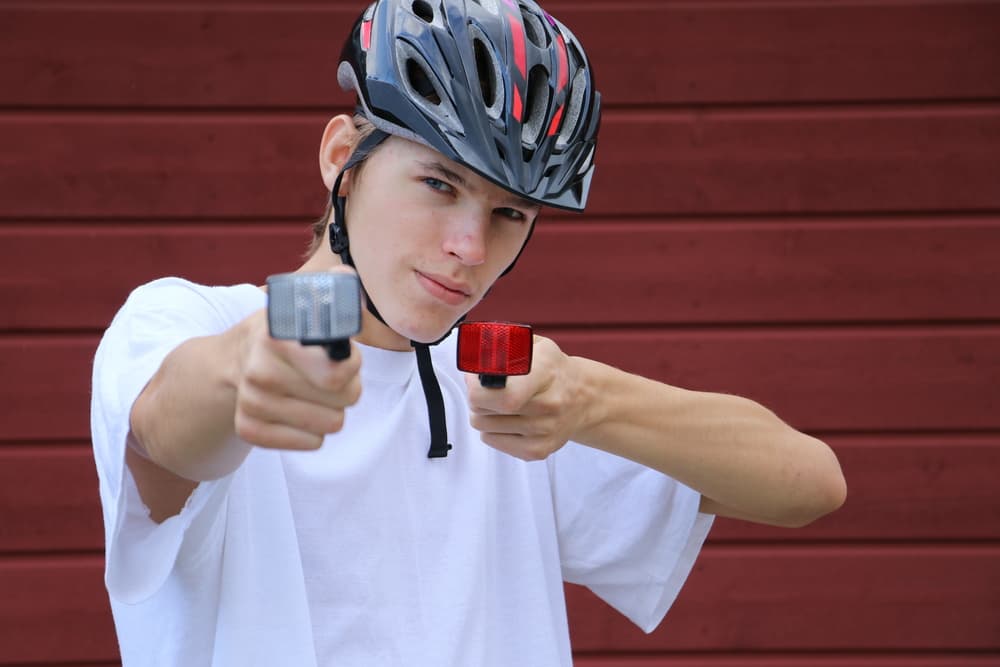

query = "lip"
(415, 271), (472, 306)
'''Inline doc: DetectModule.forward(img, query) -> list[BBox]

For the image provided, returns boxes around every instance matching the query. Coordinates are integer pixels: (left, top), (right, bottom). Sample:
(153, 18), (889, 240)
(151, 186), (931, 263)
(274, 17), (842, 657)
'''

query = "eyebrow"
(417, 160), (540, 211)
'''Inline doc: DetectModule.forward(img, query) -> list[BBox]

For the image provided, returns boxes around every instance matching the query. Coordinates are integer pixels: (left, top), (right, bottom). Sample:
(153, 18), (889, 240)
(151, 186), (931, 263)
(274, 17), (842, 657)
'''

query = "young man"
(91, 1), (846, 665)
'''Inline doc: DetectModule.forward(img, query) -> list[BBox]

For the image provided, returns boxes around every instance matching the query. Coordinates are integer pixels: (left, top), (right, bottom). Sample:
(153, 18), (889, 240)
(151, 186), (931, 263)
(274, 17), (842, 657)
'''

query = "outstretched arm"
(466, 336), (846, 528)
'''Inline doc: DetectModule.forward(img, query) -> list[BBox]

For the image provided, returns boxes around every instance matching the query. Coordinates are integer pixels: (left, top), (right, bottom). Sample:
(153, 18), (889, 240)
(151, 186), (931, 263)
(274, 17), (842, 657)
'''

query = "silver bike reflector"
(266, 272), (362, 360)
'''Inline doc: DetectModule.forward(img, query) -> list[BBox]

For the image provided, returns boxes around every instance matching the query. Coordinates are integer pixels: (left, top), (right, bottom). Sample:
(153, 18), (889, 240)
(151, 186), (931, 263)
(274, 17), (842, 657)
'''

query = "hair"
(306, 113), (380, 258)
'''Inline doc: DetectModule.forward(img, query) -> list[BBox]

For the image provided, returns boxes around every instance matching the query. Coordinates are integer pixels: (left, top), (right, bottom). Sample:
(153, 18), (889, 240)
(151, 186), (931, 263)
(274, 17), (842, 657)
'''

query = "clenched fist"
(465, 335), (592, 461)
(234, 309), (362, 451)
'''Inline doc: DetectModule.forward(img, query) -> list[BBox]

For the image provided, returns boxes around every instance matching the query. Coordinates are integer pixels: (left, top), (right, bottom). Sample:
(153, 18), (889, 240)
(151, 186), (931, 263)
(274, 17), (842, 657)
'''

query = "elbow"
(784, 445), (848, 528)
(786, 469), (847, 528)
(827, 467), (849, 515)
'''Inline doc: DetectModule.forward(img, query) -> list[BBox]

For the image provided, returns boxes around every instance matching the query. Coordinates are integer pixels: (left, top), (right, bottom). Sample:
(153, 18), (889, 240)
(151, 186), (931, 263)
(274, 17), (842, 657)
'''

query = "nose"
(441, 208), (488, 266)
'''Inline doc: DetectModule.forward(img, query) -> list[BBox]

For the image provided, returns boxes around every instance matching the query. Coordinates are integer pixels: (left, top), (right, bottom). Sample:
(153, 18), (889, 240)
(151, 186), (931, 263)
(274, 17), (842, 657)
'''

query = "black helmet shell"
(338, 0), (601, 211)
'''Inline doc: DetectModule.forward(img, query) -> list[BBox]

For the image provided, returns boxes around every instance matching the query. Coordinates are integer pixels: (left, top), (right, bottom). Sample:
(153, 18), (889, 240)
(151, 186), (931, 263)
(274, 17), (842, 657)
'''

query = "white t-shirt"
(91, 277), (714, 667)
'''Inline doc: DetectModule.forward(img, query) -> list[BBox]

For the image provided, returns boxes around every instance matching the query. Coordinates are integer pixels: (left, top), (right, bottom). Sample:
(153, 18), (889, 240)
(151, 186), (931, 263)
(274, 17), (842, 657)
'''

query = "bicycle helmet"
(337, 0), (601, 211)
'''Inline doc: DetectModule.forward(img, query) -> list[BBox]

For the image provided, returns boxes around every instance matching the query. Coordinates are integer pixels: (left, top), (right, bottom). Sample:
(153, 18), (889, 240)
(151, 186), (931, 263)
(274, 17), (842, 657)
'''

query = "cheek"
(489, 224), (532, 268)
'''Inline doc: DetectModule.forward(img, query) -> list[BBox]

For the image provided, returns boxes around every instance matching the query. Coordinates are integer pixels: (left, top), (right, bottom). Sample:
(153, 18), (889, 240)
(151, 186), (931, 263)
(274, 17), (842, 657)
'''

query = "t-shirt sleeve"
(90, 278), (246, 605)
(548, 442), (714, 633)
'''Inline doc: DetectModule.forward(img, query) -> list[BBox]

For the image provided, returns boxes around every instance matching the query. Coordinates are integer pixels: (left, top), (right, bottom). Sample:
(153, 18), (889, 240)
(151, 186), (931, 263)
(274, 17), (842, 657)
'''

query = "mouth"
(415, 271), (472, 306)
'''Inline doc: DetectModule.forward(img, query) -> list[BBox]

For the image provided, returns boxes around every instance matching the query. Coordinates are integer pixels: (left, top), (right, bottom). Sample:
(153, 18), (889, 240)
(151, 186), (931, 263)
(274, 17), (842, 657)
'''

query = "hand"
(465, 335), (589, 461)
(233, 308), (362, 451)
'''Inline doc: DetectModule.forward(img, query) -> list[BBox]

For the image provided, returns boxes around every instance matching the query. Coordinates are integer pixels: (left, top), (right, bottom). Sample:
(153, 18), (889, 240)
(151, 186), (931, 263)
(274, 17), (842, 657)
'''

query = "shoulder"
(114, 277), (265, 334)
(95, 278), (265, 372)
(123, 277), (263, 316)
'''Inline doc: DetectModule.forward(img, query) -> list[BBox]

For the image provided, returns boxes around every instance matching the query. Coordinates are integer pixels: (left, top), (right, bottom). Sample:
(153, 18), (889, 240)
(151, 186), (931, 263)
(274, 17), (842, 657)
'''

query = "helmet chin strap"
(329, 130), (390, 328)
(329, 129), (453, 458)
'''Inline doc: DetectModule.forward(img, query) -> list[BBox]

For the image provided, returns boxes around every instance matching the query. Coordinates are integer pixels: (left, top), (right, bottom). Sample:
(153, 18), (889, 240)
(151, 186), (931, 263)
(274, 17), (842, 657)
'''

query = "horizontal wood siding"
(3, 3), (998, 107)
(3, 109), (1000, 219)
(1, 0), (997, 664)
(3, 218), (1000, 329)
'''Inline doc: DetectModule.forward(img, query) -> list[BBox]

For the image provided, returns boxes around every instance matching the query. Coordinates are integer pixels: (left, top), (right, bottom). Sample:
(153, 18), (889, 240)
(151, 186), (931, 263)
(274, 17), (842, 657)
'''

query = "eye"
(423, 177), (454, 194)
(495, 207), (528, 222)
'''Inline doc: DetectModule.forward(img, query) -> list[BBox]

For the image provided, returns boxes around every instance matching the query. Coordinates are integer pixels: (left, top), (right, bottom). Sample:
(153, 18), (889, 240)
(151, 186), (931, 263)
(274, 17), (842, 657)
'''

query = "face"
(341, 137), (539, 349)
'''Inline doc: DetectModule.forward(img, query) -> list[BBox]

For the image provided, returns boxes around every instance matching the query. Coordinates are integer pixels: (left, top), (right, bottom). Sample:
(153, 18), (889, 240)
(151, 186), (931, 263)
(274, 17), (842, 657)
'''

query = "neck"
(356, 307), (412, 351)
(296, 249), (412, 352)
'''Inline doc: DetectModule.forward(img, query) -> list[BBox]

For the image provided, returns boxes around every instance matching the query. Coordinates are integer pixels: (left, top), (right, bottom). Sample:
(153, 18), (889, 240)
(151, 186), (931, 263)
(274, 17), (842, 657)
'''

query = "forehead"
(375, 136), (541, 211)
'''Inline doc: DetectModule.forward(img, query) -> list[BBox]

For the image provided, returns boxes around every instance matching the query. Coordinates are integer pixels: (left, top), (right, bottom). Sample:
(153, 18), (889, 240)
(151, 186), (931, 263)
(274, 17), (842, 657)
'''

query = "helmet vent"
(395, 39), (462, 132)
(522, 64), (550, 147)
(557, 68), (586, 149)
(474, 39), (496, 109)
(470, 27), (505, 120)
(406, 58), (442, 105)
(521, 9), (548, 48)
(412, 0), (434, 23)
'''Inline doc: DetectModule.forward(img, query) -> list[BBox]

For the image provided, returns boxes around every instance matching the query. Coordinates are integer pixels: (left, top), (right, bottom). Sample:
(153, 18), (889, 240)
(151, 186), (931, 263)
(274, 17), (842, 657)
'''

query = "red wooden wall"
(1, 0), (999, 664)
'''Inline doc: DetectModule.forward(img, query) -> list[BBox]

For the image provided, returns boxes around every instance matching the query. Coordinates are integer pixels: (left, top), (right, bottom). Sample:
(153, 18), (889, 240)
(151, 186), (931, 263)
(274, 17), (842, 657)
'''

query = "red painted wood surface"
(2, 3), (998, 108)
(3, 108), (999, 219)
(2, 0), (998, 664)
(5, 658), (997, 667)
(574, 658), (1000, 667)
(2, 218), (999, 331)
(6, 659), (999, 667)
(566, 547), (1000, 652)
(0, 556), (114, 664)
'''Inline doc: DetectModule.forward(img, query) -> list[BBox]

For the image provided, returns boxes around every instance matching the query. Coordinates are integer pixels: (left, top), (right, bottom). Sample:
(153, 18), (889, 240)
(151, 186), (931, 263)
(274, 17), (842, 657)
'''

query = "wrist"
(568, 355), (610, 445)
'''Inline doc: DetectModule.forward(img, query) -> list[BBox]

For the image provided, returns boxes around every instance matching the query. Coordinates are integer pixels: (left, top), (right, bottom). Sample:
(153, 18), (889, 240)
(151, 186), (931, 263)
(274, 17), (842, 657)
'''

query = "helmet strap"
(328, 128), (455, 458)
(413, 342), (453, 458)
(329, 129), (391, 326)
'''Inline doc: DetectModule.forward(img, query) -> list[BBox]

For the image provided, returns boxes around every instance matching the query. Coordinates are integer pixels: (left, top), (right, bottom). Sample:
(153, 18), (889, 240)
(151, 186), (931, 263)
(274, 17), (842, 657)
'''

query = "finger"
(477, 432), (551, 462)
(269, 337), (363, 394)
(469, 413), (544, 438)
(251, 338), (362, 404)
(235, 412), (328, 451)
(239, 385), (350, 434)
(464, 373), (531, 415)
(244, 361), (362, 415)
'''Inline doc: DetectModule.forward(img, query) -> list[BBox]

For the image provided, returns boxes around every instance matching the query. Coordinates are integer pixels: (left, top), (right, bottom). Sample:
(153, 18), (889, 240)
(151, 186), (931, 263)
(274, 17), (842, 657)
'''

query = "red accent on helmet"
(547, 105), (564, 136)
(555, 34), (569, 93)
(362, 19), (372, 50)
(512, 86), (523, 122)
(457, 322), (533, 376)
(509, 14), (527, 78)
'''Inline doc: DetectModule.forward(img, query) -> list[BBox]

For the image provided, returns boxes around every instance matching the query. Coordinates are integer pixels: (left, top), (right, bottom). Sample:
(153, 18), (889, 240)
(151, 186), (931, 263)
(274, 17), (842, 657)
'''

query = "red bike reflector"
(457, 322), (533, 376)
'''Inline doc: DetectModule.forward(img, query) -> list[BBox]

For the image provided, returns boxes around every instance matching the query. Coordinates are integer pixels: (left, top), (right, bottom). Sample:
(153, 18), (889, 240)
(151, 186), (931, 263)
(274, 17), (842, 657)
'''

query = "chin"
(401, 322), (459, 345)
(390, 310), (464, 345)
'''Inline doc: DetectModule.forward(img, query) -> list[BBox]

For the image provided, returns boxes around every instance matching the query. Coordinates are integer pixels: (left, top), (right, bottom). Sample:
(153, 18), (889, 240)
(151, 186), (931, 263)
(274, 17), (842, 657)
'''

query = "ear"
(319, 114), (361, 193)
